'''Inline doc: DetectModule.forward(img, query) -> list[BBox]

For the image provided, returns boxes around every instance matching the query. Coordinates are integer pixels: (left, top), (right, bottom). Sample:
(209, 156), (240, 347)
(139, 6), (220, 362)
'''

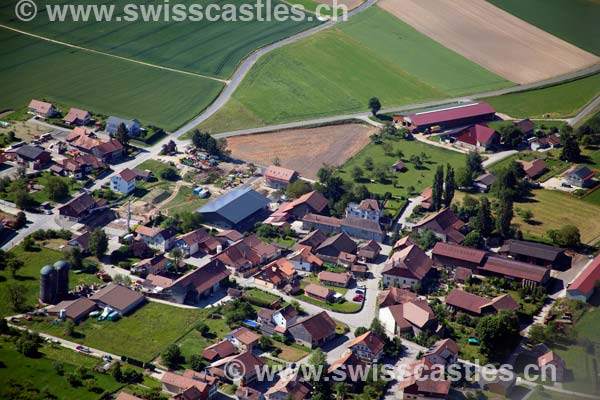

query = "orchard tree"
(368, 97), (381, 116)
(88, 228), (108, 259)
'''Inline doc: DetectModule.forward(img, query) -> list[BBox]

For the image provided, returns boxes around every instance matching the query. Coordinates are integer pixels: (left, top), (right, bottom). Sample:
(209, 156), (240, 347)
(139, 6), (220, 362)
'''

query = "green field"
(0, 29), (223, 130)
(162, 185), (210, 215)
(488, 0), (600, 56)
(482, 73), (600, 119)
(337, 137), (466, 203)
(0, 339), (123, 399)
(196, 7), (511, 133)
(0, 0), (319, 79)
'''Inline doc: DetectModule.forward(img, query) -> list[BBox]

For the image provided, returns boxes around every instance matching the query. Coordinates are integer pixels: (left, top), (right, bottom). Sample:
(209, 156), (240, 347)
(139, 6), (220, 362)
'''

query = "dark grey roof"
(500, 239), (564, 262)
(569, 166), (594, 179)
(475, 173), (496, 186)
(197, 188), (269, 224)
(15, 145), (47, 160)
(341, 217), (383, 234)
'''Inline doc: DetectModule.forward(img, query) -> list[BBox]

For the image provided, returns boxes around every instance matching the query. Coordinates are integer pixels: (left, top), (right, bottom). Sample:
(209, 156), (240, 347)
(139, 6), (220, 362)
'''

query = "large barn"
(393, 102), (496, 133)
(196, 188), (270, 230)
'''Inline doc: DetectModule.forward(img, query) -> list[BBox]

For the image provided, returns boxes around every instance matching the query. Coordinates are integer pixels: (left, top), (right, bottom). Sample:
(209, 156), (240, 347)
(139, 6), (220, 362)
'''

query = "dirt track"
(226, 124), (375, 179)
(378, 0), (599, 84)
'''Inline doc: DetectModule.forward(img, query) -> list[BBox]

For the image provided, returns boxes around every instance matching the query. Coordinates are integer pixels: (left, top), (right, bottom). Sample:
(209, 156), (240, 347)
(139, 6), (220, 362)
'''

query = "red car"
(353, 294), (364, 302)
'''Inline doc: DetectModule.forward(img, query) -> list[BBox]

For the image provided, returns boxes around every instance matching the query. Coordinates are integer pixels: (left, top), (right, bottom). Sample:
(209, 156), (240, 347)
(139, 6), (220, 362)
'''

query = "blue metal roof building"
(196, 188), (269, 230)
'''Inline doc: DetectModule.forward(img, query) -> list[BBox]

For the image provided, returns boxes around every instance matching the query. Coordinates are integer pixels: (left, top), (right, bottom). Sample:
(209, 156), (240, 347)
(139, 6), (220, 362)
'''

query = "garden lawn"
(487, 149), (572, 183)
(336, 137), (466, 209)
(301, 275), (348, 295)
(482, 73), (600, 119)
(196, 7), (510, 132)
(0, 339), (123, 399)
(24, 302), (208, 362)
(176, 316), (230, 369)
(272, 341), (310, 362)
(297, 294), (361, 313)
(161, 185), (209, 215)
(0, 29), (223, 131)
(487, 0), (600, 56)
(31, 173), (83, 205)
(243, 288), (281, 306)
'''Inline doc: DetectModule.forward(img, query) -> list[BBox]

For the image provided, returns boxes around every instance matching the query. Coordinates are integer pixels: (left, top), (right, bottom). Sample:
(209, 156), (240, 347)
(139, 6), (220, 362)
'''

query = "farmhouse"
(397, 359), (450, 400)
(538, 351), (565, 382)
(175, 228), (220, 257)
(474, 173), (496, 192)
(531, 134), (561, 151)
(67, 231), (92, 254)
(347, 331), (385, 363)
(286, 247), (323, 272)
(498, 239), (571, 269)
(378, 287), (417, 308)
(106, 116), (141, 136)
(341, 216), (385, 242)
(226, 327), (261, 352)
(28, 99), (58, 118)
(519, 159), (547, 179)
(357, 240), (381, 263)
(90, 283), (146, 315)
(197, 188), (270, 230)
(303, 283), (335, 303)
(296, 229), (328, 252)
(420, 187), (433, 210)
(314, 232), (357, 263)
(445, 289), (519, 316)
(412, 207), (465, 243)
(167, 259), (230, 304)
(14, 145), (52, 169)
(135, 225), (177, 252)
(337, 251), (357, 267)
(215, 229), (244, 246)
(264, 165), (298, 189)
(61, 154), (106, 179)
(302, 213), (341, 234)
(279, 191), (328, 219)
(265, 372), (311, 400)
(453, 124), (499, 152)
(58, 193), (100, 222)
(424, 338), (459, 366)
(63, 108), (91, 126)
(345, 199), (383, 222)
(254, 258), (296, 289)
(110, 168), (137, 194)
(215, 234), (279, 276)
(318, 271), (352, 287)
(379, 299), (439, 337)
(211, 351), (266, 385)
(566, 257), (600, 301)
(382, 245), (432, 288)
(288, 311), (336, 348)
(480, 256), (550, 286)
(393, 102), (496, 133)
(566, 166), (595, 188)
(431, 242), (486, 270)
(514, 118), (536, 136)
(133, 254), (171, 276)
(161, 371), (216, 399)
(48, 297), (97, 323)
(92, 139), (124, 163)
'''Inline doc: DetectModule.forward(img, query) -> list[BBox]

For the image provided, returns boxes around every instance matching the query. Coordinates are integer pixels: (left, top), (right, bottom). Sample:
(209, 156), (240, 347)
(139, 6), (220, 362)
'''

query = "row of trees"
(191, 129), (229, 158)
(431, 164), (455, 211)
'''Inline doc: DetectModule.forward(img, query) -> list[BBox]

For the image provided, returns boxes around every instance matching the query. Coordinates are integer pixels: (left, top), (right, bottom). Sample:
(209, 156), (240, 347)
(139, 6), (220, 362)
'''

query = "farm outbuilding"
(393, 102), (496, 133)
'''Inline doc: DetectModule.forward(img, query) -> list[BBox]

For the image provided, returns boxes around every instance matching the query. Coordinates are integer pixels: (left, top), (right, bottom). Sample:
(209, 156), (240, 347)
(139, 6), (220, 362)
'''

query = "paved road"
(482, 150), (519, 168)
(568, 94), (600, 127)
(0, 205), (62, 250)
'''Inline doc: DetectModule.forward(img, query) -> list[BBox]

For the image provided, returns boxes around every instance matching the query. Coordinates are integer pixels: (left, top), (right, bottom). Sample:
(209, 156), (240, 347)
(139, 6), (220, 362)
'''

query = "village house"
(106, 116), (141, 136)
(67, 231), (92, 254)
(13, 145), (52, 169)
(210, 351), (265, 385)
(314, 232), (357, 263)
(226, 327), (261, 352)
(215, 229), (244, 246)
(473, 173), (496, 192)
(136, 225), (177, 252)
(531, 134), (561, 151)
(498, 239), (571, 269)
(201, 340), (237, 362)
(161, 370), (217, 400)
(345, 199), (383, 222)
(278, 191), (328, 219)
(453, 124), (499, 152)
(28, 99), (58, 118)
(514, 118), (536, 136)
(424, 338), (459, 366)
(133, 253), (172, 276)
(288, 311), (336, 348)
(420, 187), (433, 210)
(347, 331), (385, 363)
(318, 271), (352, 288)
(295, 229), (328, 253)
(166, 259), (230, 304)
(286, 247), (323, 273)
(337, 251), (357, 268)
(58, 193), (101, 222)
(215, 234), (280, 277)
(92, 139), (124, 163)
(258, 304), (298, 335)
(566, 166), (595, 188)
(110, 168), (137, 194)
(340, 216), (385, 242)
(302, 213), (341, 235)
(537, 351), (565, 382)
(90, 283), (146, 315)
(61, 154), (106, 179)
(63, 108), (91, 126)
(351, 264), (368, 279)
(397, 358), (450, 400)
(412, 207), (466, 243)
(393, 236), (419, 252)
(236, 386), (264, 400)
(175, 228), (221, 257)
(378, 287), (417, 308)
(357, 240), (381, 263)
(182, 370), (218, 399)
(263, 165), (299, 189)
(392, 160), (406, 172)
(445, 288), (519, 316)
(381, 245), (432, 288)
(303, 283), (335, 303)
(566, 256), (600, 301)
(327, 352), (367, 387)
(379, 299), (440, 337)
(519, 159), (547, 180)
(265, 372), (311, 400)
(254, 258), (296, 289)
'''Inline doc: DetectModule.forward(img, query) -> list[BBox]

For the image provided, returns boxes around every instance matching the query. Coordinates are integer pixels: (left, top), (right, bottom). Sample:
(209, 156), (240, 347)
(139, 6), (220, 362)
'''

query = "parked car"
(76, 345), (91, 353)
(355, 289), (364, 295)
(103, 354), (113, 362)
(357, 284), (366, 290)
(353, 294), (364, 302)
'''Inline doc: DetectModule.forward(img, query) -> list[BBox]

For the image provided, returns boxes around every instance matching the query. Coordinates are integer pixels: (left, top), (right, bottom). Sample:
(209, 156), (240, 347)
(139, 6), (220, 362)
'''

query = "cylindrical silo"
(54, 260), (70, 301)
(40, 265), (57, 304)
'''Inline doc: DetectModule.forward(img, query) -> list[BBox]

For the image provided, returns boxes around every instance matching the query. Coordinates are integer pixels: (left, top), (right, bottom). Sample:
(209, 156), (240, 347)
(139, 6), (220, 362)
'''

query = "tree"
(11, 180), (33, 210)
(272, 156), (281, 166)
(476, 312), (520, 355)
(463, 231), (483, 248)
(45, 176), (69, 202)
(431, 165), (444, 211)
(473, 197), (494, 238)
(159, 167), (179, 181)
(499, 125), (525, 149)
(381, 121), (397, 137)
(368, 97), (381, 116)
(354, 326), (368, 337)
(191, 129), (229, 157)
(169, 247), (183, 270)
(88, 228), (108, 259)
(383, 143), (394, 156)
(162, 344), (182, 369)
(370, 318), (386, 340)
(189, 354), (207, 372)
(456, 167), (473, 188)
(373, 165), (387, 183)
(286, 180), (312, 199)
(5, 283), (27, 311)
(112, 362), (123, 382)
(519, 209), (534, 224)
(14, 211), (27, 230)
(115, 123), (130, 149)
(305, 348), (330, 397)
(290, 300), (304, 314)
(396, 149), (404, 160)
(409, 155), (422, 169)
(247, 163), (257, 176)
(259, 335), (273, 351)
(67, 247), (84, 270)
(444, 164), (455, 206)
(560, 128), (581, 162)
(547, 225), (580, 248)
(363, 157), (374, 171)
(195, 321), (209, 336)
(466, 152), (483, 177)
(496, 197), (514, 238)
(161, 140), (177, 155)
(333, 382), (349, 400)
(16, 332), (40, 357)
(352, 165), (364, 182)
(64, 319), (75, 337)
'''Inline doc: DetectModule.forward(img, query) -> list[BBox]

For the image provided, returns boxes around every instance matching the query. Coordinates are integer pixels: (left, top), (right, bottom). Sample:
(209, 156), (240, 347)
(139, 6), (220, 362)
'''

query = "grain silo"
(54, 260), (70, 301)
(39, 265), (57, 304)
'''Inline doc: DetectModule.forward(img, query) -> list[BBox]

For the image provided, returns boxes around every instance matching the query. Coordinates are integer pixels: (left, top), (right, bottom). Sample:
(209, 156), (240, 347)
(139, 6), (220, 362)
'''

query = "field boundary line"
(0, 24), (229, 85)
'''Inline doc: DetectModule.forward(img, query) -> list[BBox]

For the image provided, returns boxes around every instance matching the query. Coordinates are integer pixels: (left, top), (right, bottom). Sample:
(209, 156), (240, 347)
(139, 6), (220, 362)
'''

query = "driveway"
(482, 150), (518, 168)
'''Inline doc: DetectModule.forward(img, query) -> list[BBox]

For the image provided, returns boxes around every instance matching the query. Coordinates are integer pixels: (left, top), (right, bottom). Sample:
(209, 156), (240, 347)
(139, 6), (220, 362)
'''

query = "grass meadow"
(488, 0), (600, 56)
(0, 29), (223, 130)
(482, 73), (600, 119)
(196, 7), (511, 132)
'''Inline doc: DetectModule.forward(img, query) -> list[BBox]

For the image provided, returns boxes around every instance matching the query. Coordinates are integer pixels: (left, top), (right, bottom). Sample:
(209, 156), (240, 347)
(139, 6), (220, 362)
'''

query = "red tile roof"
(318, 271), (351, 286)
(432, 242), (486, 264)
(348, 331), (385, 355)
(455, 124), (497, 146)
(382, 245), (432, 280)
(28, 99), (54, 114)
(63, 108), (90, 124)
(568, 257), (600, 298)
(481, 256), (549, 283)
(118, 168), (137, 182)
(281, 191), (328, 214)
(264, 165), (298, 183)
(519, 159), (547, 178)
(408, 102), (495, 127)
